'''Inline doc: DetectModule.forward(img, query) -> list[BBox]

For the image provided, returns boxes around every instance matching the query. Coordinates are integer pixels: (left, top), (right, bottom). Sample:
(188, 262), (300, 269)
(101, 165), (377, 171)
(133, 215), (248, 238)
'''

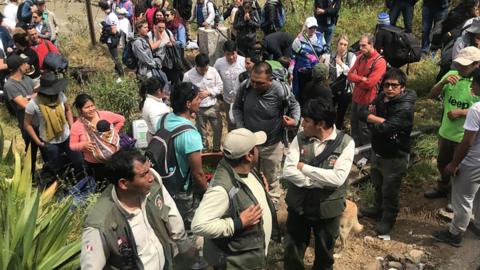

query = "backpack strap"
(309, 131), (345, 167)
(366, 54), (384, 78)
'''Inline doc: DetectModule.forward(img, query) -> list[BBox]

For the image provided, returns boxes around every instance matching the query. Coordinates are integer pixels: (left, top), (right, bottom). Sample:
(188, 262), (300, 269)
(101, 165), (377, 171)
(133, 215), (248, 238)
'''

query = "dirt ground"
(33, 2), (480, 269)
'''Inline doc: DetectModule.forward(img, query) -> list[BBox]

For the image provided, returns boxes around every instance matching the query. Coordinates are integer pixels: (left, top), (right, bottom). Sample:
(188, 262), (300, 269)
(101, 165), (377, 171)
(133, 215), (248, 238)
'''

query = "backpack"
(16, 1), (31, 24)
(261, 2), (286, 31)
(122, 37), (138, 69)
(207, 0), (221, 25)
(380, 26), (421, 68)
(144, 115), (195, 195)
(439, 22), (472, 67)
(265, 60), (288, 82)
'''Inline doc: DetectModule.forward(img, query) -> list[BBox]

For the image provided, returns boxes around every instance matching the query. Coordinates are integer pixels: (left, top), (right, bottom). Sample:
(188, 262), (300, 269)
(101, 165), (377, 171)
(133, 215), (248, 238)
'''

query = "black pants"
(86, 161), (109, 190)
(389, 0), (414, 33)
(108, 45), (124, 77)
(284, 211), (341, 270)
(42, 138), (85, 183)
(333, 92), (351, 130)
(21, 126), (46, 175)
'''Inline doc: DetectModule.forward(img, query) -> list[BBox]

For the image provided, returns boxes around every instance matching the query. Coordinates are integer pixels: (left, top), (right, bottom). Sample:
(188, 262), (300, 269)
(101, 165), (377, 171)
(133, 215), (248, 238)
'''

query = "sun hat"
(223, 128), (267, 159)
(37, 71), (68, 96)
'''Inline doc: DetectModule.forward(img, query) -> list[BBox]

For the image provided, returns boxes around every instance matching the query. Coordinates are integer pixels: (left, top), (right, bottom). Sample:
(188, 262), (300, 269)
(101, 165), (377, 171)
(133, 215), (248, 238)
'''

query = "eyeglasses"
(383, 82), (402, 89)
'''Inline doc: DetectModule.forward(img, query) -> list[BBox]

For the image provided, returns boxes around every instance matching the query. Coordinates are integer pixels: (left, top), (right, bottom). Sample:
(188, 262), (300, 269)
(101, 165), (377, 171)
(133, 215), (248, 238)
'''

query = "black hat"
(36, 0), (46, 4)
(7, 54), (29, 71)
(38, 72), (68, 96)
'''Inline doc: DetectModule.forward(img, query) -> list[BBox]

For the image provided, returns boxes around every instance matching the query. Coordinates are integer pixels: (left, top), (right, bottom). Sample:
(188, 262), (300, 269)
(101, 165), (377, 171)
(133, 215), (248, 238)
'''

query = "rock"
(364, 236), (375, 244)
(387, 261), (403, 269)
(197, 26), (229, 64)
(405, 262), (419, 270)
(363, 259), (382, 270)
(422, 262), (436, 270)
(407, 249), (425, 264)
(386, 253), (405, 262)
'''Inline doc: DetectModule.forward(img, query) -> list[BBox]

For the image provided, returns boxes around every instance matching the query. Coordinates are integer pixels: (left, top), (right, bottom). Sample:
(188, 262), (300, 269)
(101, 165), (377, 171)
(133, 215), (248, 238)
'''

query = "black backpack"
(16, 1), (31, 24)
(145, 115), (194, 195)
(122, 37), (138, 70)
(380, 26), (421, 68)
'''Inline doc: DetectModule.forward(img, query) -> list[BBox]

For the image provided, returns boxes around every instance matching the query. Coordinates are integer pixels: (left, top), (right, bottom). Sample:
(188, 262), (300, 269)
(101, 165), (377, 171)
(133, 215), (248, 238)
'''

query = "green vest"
(285, 131), (352, 219)
(84, 179), (174, 270)
(209, 159), (280, 270)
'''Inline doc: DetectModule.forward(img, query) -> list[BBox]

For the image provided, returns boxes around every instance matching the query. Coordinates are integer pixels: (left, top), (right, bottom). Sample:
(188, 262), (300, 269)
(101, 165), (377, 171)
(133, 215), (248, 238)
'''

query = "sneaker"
(432, 229), (462, 247)
(359, 207), (382, 219)
(424, 188), (448, 199)
(375, 218), (395, 235)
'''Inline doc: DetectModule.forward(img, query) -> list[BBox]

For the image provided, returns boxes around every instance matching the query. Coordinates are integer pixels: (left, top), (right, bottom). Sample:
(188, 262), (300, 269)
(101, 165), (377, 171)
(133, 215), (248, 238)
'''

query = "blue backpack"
(275, 5), (286, 29)
(122, 37), (138, 70)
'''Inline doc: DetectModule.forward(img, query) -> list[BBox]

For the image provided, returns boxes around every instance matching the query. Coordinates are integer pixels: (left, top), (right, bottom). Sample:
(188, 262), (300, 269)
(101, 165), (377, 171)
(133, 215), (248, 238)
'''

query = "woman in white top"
(326, 35), (357, 130)
(148, 18), (175, 62)
(140, 77), (170, 141)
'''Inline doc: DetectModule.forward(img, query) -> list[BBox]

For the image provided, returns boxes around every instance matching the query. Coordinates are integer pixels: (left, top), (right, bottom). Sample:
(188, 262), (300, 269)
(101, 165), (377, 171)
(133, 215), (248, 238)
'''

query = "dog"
(337, 199), (364, 253)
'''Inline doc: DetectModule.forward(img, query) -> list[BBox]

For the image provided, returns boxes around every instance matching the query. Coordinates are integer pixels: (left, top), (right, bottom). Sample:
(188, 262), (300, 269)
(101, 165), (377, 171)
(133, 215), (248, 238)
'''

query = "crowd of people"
(1, 0), (480, 269)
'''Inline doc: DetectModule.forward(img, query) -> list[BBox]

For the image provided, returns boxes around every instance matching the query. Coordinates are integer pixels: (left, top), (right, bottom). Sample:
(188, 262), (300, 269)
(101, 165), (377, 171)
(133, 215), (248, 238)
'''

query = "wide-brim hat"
(38, 72), (68, 95)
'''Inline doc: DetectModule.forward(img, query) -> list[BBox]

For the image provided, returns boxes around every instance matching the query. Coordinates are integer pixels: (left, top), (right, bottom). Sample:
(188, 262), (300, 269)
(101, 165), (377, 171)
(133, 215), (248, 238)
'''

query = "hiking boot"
(359, 207), (382, 219)
(375, 214), (396, 235)
(424, 188), (448, 199)
(432, 229), (462, 247)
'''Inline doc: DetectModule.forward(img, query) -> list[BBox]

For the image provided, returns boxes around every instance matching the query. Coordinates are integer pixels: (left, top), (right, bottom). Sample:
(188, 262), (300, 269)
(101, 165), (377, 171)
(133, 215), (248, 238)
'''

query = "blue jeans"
(389, 1), (415, 33)
(421, 5), (448, 53)
(317, 24), (335, 51)
(108, 45), (124, 77)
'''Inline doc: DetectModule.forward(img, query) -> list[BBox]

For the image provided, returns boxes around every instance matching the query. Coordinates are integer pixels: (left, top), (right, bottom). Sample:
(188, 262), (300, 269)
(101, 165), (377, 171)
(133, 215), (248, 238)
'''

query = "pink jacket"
(70, 111), (125, 163)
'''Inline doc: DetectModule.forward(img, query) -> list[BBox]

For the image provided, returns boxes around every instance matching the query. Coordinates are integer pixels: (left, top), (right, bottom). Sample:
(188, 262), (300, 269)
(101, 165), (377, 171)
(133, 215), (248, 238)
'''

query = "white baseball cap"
(305, 17), (318, 29)
(453, 46), (480, 66)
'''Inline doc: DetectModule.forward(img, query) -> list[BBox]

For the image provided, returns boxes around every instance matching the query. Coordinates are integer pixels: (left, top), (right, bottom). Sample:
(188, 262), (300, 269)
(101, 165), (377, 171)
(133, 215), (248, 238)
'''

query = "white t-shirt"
(213, 56), (246, 104)
(3, 3), (17, 29)
(25, 92), (70, 144)
(118, 17), (132, 35)
(142, 94), (170, 134)
(461, 101), (480, 167)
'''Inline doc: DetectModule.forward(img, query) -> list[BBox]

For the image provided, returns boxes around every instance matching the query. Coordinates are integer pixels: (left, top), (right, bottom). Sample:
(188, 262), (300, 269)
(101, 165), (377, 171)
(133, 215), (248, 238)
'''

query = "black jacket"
(314, 0), (341, 26)
(262, 32), (293, 60)
(173, 0), (192, 20)
(431, 2), (475, 50)
(360, 89), (417, 158)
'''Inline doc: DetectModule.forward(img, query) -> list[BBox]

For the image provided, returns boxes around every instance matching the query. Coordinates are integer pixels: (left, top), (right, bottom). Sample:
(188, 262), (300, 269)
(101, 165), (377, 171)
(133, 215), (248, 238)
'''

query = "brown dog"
(338, 199), (364, 252)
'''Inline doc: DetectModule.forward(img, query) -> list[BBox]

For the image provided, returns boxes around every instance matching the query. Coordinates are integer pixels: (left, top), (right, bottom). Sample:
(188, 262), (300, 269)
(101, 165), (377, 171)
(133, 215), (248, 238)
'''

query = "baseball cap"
(453, 46), (480, 66)
(305, 17), (318, 29)
(223, 128), (267, 159)
(7, 54), (30, 71)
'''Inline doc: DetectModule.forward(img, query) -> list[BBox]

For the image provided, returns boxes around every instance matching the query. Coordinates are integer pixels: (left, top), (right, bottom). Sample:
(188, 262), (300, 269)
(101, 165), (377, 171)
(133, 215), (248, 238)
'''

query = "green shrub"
(358, 182), (375, 208)
(84, 73), (140, 131)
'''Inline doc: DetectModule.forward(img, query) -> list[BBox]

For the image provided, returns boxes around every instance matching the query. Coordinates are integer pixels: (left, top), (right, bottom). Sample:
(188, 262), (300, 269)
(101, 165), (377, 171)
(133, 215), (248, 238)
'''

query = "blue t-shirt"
(157, 113), (203, 189)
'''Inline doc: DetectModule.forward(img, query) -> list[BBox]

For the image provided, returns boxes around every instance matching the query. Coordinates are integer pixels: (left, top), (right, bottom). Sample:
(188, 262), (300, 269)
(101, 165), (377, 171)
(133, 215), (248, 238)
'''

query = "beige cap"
(223, 128), (267, 159)
(453, 46), (480, 66)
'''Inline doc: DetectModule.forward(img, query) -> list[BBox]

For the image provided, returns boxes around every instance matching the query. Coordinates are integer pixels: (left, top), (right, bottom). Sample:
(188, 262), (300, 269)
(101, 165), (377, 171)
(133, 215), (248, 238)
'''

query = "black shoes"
(424, 188), (448, 199)
(432, 229), (462, 247)
(359, 207), (382, 220)
(375, 213), (397, 235)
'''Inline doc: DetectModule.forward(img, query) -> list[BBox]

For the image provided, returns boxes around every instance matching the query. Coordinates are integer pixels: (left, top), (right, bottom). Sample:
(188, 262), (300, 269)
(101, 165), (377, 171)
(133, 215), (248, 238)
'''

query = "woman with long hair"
(326, 35), (357, 130)
(70, 93), (125, 185)
(139, 77), (170, 141)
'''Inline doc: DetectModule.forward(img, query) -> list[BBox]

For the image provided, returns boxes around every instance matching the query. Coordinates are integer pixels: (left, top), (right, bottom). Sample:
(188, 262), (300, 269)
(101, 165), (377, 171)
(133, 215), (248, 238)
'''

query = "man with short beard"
(26, 26), (58, 71)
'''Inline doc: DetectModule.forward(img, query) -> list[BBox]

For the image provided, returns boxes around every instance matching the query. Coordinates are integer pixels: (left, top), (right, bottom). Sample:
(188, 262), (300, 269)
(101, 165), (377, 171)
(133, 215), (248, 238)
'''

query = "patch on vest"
(155, 194), (163, 209)
(327, 155), (339, 167)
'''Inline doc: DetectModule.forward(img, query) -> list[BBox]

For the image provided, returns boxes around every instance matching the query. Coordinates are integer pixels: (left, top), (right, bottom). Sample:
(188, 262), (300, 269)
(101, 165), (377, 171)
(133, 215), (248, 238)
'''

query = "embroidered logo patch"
(155, 194), (163, 209)
(327, 155), (339, 167)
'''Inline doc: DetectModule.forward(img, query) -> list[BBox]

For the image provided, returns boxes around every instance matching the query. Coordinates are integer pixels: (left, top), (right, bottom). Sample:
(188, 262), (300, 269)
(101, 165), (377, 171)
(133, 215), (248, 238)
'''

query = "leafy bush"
(0, 138), (80, 270)
(358, 182), (375, 208)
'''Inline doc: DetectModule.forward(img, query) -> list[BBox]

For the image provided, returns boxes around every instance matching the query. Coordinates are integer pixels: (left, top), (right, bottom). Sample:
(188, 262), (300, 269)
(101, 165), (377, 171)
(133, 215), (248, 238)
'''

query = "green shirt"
(439, 70), (480, 142)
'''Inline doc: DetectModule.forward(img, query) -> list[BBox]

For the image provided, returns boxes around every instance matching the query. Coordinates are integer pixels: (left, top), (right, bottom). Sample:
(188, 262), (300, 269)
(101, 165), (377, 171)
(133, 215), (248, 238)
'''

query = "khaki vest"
(285, 131), (352, 219)
(84, 179), (174, 270)
(208, 159), (280, 269)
